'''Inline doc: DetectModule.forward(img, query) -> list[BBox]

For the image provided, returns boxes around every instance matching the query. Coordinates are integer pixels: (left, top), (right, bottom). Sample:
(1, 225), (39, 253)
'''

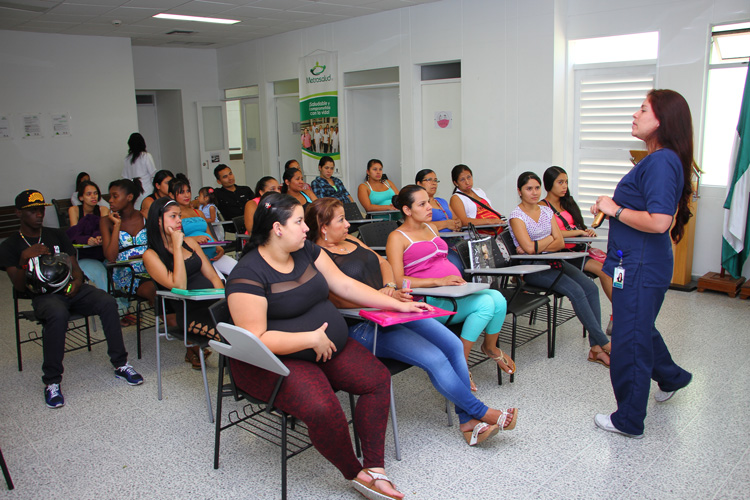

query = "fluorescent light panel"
(153, 13), (240, 25)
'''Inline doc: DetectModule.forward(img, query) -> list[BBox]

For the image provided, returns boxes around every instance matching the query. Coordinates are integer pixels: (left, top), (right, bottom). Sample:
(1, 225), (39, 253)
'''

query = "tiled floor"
(0, 274), (748, 500)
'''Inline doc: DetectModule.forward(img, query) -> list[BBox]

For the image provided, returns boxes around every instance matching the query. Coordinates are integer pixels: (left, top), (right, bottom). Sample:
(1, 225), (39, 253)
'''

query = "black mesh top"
(225, 240), (348, 362)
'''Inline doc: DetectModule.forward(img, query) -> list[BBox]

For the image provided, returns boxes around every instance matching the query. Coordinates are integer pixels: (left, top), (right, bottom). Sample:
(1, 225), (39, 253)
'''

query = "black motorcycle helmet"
(26, 254), (72, 295)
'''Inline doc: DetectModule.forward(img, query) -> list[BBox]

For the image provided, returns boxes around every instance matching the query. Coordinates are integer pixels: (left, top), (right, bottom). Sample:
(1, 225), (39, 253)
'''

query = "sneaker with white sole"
(594, 413), (643, 439)
(114, 364), (143, 386)
(655, 374), (692, 403)
(45, 383), (65, 409)
(654, 389), (675, 402)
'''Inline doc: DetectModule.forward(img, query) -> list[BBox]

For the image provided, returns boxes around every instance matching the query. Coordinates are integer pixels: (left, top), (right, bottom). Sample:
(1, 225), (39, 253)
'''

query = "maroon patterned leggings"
(230, 338), (391, 479)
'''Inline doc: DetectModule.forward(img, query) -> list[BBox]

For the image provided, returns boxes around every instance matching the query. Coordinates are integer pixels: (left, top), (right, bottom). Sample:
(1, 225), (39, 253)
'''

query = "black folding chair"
(208, 300), (360, 500)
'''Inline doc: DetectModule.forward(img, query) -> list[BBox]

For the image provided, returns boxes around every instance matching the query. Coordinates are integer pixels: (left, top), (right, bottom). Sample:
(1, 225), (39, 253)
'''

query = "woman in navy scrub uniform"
(591, 89), (693, 438)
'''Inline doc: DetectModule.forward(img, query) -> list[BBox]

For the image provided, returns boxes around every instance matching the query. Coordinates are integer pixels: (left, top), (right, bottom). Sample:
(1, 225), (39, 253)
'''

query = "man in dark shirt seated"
(212, 164), (255, 221)
(0, 190), (143, 409)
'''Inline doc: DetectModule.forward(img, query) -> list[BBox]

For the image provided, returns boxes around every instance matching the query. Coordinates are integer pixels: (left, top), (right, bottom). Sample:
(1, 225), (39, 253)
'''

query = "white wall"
(0, 30), (137, 225)
(131, 46), (221, 189)
(564, 0), (750, 278)
(215, 0), (558, 211)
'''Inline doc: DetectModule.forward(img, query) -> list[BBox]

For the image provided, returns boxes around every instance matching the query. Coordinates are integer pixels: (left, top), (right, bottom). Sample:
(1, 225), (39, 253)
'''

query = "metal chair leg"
(0, 447), (14, 490)
(198, 347), (214, 423)
(389, 385), (401, 461)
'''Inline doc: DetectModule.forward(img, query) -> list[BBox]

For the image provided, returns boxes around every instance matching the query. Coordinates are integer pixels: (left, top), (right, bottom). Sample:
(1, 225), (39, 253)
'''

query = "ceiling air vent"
(166, 30), (195, 36)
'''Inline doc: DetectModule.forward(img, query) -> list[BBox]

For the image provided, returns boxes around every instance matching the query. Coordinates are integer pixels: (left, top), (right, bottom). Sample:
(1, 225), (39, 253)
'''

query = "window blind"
(572, 66), (655, 228)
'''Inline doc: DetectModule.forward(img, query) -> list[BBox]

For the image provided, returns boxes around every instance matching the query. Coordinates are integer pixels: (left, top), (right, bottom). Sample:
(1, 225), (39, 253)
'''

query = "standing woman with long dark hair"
(591, 89), (693, 438)
(123, 133), (156, 210)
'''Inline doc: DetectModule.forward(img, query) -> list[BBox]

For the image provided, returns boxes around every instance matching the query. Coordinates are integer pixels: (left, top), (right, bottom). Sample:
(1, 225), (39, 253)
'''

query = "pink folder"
(358, 307), (455, 327)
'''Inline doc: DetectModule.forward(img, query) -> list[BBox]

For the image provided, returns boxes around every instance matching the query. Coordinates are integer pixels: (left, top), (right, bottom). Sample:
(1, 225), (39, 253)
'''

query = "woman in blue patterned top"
(311, 156), (354, 203)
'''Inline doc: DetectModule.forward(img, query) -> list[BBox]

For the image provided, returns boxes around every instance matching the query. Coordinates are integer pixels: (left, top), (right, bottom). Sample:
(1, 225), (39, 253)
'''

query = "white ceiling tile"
(49, 2), (114, 15)
(123, 0), (188, 8)
(61, 0), (127, 5)
(249, 0), (309, 9)
(2, 0), (440, 49)
(169, 1), (238, 15)
(219, 5), (286, 20)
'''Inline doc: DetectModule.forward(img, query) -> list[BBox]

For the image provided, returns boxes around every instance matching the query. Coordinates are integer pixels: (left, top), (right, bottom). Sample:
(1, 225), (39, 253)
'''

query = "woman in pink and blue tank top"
(386, 185), (513, 391)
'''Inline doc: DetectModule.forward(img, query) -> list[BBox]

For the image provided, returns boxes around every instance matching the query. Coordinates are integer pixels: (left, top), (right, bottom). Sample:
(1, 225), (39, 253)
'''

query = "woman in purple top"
(508, 172), (611, 367)
(386, 185), (514, 391)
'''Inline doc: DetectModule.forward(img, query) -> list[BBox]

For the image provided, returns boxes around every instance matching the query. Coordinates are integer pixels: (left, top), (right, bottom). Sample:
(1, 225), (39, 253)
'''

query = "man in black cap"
(0, 190), (143, 409)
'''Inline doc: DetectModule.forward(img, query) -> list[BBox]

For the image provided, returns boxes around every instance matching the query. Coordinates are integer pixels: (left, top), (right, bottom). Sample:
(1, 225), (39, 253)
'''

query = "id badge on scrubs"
(613, 266), (625, 289)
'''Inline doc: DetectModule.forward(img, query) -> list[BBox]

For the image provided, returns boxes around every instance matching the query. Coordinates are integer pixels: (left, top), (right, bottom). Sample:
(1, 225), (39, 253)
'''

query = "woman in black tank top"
(143, 197), (224, 369)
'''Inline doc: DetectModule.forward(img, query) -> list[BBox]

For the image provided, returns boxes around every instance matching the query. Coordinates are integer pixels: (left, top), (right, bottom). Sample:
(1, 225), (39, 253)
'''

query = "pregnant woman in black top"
(225, 193), (430, 500)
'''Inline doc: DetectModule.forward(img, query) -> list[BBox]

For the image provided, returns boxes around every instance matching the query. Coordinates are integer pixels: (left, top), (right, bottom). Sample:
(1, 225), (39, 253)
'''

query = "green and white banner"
(722, 65), (750, 278)
(299, 51), (340, 170)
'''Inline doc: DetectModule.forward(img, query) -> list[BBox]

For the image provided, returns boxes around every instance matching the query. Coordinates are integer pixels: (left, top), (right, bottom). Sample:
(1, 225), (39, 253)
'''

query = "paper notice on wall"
(0, 115), (10, 139)
(23, 113), (42, 138)
(51, 113), (71, 137)
(434, 111), (452, 129)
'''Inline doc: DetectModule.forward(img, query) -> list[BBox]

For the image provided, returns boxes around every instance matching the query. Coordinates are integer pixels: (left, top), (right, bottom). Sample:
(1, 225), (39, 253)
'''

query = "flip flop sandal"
(469, 371), (478, 392)
(481, 345), (516, 374)
(498, 408), (518, 431)
(462, 421), (500, 446)
(588, 349), (610, 368)
(352, 468), (402, 500)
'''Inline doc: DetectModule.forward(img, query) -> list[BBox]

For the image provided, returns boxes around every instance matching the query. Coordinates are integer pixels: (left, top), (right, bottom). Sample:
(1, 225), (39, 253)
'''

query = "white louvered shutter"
(572, 65), (655, 233)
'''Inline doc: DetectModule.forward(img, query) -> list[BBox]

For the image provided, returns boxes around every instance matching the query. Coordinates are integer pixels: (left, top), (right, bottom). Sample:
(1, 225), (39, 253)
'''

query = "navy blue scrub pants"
(609, 267), (691, 436)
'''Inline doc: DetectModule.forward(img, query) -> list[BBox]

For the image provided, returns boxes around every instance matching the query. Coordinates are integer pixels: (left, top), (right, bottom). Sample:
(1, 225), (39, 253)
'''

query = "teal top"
(366, 181), (396, 207)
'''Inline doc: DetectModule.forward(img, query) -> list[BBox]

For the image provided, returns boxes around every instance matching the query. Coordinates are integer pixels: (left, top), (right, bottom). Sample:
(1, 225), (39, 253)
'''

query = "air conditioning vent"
(166, 30), (195, 35)
(135, 94), (154, 105)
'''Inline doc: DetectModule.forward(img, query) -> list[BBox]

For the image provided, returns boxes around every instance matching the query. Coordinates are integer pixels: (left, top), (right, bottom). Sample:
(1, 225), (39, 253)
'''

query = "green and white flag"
(722, 65), (750, 278)
(299, 51), (340, 173)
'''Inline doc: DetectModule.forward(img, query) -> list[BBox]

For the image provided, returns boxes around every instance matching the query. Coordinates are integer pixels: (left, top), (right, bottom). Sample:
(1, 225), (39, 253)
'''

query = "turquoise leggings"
(426, 289), (507, 342)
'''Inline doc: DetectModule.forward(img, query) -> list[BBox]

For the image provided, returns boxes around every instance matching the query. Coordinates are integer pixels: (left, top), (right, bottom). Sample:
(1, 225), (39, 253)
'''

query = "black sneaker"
(114, 364), (144, 386)
(45, 383), (65, 409)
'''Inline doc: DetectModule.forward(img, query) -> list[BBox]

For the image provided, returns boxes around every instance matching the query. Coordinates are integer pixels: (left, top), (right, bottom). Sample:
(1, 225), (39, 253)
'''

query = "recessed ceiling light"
(153, 13), (240, 25)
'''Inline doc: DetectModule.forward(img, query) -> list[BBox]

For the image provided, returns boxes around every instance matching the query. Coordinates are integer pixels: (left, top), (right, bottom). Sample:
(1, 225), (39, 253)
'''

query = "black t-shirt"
(322, 239), (382, 290)
(214, 185), (255, 220)
(225, 240), (348, 362)
(0, 227), (75, 271)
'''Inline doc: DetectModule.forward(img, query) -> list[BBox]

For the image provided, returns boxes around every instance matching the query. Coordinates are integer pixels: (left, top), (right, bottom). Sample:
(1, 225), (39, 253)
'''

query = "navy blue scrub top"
(603, 148), (683, 288)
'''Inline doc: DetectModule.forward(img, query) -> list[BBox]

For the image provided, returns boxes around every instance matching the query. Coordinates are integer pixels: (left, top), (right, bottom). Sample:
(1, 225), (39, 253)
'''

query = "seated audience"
(311, 156), (354, 203)
(140, 169), (174, 219)
(281, 167), (317, 208)
(243, 176), (281, 235)
(284, 159), (312, 190)
(143, 197), (224, 370)
(168, 174), (236, 278)
(541, 165), (613, 333)
(306, 198), (517, 444)
(386, 185), (513, 390)
(357, 159), (399, 216)
(195, 186), (224, 241)
(0, 190), (143, 409)
(213, 164), (255, 220)
(508, 171), (611, 367)
(70, 172), (90, 206)
(449, 164), (505, 231)
(101, 178), (157, 307)
(226, 192), (430, 500)
(415, 169), (461, 232)
(66, 180), (122, 314)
